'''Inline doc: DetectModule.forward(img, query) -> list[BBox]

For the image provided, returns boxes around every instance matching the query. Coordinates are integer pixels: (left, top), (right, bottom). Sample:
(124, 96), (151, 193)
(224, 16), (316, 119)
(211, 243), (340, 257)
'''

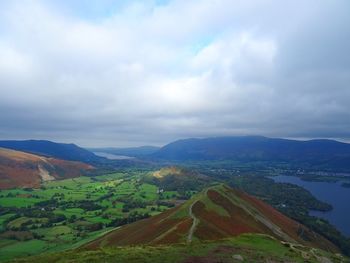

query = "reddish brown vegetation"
(0, 164), (40, 189)
(47, 158), (93, 179)
(0, 147), (93, 189)
(230, 187), (339, 252)
(86, 205), (191, 249)
(195, 190), (274, 240)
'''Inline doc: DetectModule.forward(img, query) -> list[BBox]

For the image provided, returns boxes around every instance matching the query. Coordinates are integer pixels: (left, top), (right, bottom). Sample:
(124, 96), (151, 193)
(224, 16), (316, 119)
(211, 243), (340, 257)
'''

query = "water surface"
(93, 152), (135, 160)
(271, 175), (350, 237)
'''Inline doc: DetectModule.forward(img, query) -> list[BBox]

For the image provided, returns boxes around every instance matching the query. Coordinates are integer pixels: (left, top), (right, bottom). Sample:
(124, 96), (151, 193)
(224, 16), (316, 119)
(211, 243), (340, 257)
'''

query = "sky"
(0, 0), (349, 147)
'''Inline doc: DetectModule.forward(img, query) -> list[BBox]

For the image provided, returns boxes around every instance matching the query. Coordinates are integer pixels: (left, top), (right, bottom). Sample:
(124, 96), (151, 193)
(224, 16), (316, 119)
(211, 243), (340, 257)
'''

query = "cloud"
(0, 0), (349, 146)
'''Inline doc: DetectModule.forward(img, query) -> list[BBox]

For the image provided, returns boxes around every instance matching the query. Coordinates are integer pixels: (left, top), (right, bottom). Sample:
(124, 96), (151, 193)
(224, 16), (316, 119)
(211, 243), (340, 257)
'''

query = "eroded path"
(38, 164), (55, 182)
(187, 201), (199, 243)
(187, 189), (212, 243)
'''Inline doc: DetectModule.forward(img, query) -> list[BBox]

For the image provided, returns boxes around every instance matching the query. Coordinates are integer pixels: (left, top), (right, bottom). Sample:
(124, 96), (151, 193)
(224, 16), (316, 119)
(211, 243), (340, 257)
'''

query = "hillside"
(10, 184), (346, 263)
(0, 140), (100, 163)
(151, 136), (350, 170)
(85, 184), (338, 253)
(141, 166), (211, 194)
(0, 148), (94, 189)
(12, 234), (347, 263)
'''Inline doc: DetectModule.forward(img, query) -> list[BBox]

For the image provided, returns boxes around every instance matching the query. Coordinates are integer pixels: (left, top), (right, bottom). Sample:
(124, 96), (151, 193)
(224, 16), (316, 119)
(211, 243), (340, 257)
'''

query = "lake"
(270, 175), (350, 237)
(93, 152), (135, 160)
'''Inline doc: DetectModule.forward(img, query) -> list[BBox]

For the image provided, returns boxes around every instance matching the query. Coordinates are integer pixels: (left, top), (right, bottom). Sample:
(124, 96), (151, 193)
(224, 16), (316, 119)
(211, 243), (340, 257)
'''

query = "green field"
(0, 170), (196, 262)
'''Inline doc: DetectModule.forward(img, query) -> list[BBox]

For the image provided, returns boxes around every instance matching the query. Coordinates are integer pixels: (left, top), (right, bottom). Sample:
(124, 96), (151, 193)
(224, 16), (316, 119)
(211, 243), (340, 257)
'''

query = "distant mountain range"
(0, 147), (93, 189)
(2, 136), (350, 171)
(151, 136), (350, 170)
(0, 140), (100, 163)
(88, 146), (160, 157)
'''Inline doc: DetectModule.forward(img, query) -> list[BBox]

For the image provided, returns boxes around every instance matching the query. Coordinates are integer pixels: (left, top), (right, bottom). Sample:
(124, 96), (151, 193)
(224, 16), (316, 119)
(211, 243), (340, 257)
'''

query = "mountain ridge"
(151, 136), (350, 170)
(0, 140), (100, 163)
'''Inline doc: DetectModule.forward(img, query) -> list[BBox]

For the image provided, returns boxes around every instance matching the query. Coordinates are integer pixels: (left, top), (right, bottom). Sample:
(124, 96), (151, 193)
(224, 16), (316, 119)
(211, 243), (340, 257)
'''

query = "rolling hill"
(0, 147), (94, 189)
(151, 136), (350, 170)
(8, 184), (347, 263)
(141, 166), (211, 193)
(85, 184), (338, 253)
(0, 140), (100, 163)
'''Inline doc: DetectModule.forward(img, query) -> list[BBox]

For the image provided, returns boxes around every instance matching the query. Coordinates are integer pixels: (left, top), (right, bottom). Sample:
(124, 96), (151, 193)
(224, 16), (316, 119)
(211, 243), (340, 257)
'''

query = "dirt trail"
(187, 189), (209, 243)
(187, 200), (199, 243)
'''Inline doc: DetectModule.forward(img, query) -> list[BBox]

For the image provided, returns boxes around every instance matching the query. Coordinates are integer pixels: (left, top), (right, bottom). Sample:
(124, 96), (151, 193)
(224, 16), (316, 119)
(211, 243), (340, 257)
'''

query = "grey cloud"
(0, 0), (350, 147)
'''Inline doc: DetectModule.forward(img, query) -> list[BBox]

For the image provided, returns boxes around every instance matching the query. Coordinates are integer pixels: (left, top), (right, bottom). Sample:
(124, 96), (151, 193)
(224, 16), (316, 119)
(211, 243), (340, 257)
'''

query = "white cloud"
(0, 0), (349, 146)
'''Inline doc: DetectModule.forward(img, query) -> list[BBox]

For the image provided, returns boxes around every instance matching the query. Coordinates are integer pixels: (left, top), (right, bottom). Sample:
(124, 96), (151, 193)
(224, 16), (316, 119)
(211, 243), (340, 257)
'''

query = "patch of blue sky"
(154, 0), (171, 6)
(190, 35), (216, 55)
(48, 0), (125, 20)
(47, 0), (171, 21)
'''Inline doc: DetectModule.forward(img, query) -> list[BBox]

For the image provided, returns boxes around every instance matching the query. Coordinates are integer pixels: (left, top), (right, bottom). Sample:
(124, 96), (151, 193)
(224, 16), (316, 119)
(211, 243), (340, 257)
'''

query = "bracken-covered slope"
(0, 147), (94, 189)
(85, 184), (338, 253)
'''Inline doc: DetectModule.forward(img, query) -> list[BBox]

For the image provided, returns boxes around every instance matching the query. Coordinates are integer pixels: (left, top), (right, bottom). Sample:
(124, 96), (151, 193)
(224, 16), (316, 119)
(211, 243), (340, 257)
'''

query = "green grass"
(0, 214), (16, 230)
(0, 239), (16, 249)
(0, 239), (50, 262)
(0, 198), (41, 208)
(92, 173), (126, 182)
(134, 183), (158, 201)
(53, 208), (84, 217)
(11, 234), (346, 263)
(162, 191), (178, 199)
(233, 234), (288, 256)
(7, 217), (31, 229)
(44, 177), (92, 189)
(201, 192), (230, 217)
(84, 216), (111, 224)
(46, 226), (72, 237)
(0, 189), (30, 197)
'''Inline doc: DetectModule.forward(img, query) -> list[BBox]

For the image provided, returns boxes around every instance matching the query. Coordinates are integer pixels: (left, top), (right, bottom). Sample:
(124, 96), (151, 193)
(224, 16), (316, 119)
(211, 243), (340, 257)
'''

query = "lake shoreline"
(270, 175), (350, 238)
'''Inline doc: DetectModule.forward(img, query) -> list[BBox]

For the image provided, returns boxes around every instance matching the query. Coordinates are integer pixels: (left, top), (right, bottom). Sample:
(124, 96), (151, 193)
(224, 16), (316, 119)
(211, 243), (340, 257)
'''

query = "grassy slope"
(0, 227), (115, 262)
(11, 234), (347, 263)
